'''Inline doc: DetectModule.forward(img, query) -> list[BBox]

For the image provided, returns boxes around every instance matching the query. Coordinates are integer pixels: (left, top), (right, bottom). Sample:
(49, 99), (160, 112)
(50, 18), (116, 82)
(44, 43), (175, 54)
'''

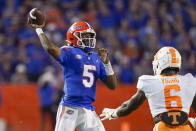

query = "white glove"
(189, 117), (196, 128)
(100, 108), (118, 121)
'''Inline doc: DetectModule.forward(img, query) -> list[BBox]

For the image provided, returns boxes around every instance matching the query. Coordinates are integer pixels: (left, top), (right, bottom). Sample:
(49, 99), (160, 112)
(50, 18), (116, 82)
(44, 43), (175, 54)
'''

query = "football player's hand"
(27, 8), (45, 29)
(189, 117), (196, 128)
(98, 48), (109, 64)
(100, 108), (118, 121)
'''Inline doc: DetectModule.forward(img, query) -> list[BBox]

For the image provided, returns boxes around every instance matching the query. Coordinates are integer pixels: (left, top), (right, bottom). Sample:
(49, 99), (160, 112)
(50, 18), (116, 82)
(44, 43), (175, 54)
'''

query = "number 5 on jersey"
(82, 64), (96, 88)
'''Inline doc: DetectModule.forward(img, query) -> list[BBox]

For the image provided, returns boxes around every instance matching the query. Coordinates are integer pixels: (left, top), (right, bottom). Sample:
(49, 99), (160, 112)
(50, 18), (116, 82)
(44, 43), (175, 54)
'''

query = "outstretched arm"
(116, 89), (146, 117)
(27, 8), (61, 58)
(98, 48), (117, 90)
(100, 89), (146, 120)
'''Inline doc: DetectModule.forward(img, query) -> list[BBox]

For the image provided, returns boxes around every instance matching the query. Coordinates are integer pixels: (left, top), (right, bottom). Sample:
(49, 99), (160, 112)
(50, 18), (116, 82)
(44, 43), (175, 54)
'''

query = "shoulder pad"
(139, 75), (156, 80)
(60, 45), (73, 49)
(184, 73), (195, 79)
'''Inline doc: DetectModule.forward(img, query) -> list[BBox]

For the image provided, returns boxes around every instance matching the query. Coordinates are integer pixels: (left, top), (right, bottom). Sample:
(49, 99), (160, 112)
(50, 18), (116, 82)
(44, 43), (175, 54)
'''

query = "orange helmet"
(66, 21), (96, 50)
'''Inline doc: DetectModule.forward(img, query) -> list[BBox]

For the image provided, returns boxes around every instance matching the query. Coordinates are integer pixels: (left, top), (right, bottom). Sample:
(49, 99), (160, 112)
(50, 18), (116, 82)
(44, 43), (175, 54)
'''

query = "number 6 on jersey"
(164, 84), (182, 111)
(83, 64), (96, 88)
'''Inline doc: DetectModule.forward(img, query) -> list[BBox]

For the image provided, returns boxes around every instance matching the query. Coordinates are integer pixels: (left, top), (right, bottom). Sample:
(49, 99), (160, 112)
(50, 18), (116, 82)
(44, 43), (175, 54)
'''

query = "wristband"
(103, 61), (114, 76)
(111, 109), (118, 118)
(36, 28), (44, 36)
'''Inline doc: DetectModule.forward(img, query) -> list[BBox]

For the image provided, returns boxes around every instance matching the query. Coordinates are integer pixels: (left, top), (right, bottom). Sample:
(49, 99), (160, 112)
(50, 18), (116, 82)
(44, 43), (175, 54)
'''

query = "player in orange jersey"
(100, 46), (196, 131)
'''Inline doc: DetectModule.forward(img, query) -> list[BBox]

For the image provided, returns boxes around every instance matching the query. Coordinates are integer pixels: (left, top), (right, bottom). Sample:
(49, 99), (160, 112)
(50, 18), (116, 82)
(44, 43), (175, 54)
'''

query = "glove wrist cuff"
(111, 109), (118, 118)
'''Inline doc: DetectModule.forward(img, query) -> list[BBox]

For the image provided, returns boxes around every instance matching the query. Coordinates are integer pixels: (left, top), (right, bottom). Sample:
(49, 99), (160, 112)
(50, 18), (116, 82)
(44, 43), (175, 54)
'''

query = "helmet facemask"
(73, 29), (96, 50)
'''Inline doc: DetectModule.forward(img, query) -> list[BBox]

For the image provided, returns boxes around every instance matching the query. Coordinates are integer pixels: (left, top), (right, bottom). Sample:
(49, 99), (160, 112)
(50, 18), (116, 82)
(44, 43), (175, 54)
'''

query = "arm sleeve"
(136, 77), (144, 91)
(55, 47), (71, 66)
(99, 61), (107, 82)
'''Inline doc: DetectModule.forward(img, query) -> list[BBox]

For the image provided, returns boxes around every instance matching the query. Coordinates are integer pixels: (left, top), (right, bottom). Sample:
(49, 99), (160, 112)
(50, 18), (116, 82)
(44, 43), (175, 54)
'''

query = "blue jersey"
(55, 46), (107, 110)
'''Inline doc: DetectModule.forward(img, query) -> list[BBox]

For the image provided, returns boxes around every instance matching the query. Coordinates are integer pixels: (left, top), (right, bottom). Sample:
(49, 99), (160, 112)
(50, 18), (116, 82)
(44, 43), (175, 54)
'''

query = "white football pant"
(55, 105), (105, 131)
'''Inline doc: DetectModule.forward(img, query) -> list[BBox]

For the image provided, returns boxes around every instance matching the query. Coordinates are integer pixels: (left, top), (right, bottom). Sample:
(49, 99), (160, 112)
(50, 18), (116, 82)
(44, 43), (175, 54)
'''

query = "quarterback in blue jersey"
(28, 8), (117, 131)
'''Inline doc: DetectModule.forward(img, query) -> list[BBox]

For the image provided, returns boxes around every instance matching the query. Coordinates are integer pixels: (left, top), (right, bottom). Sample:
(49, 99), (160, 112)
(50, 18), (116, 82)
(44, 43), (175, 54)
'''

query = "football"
(28, 8), (45, 26)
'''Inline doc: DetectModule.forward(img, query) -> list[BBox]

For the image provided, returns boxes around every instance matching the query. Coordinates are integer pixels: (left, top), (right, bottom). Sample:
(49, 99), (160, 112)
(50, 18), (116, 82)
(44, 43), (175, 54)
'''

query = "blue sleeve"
(99, 61), (107, 82)
(55, 47), (71, 65)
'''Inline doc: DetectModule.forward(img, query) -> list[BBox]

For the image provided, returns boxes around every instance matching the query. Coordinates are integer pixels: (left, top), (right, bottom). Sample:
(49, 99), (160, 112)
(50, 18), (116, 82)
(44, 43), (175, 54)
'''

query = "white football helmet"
(152, 46), (181, 75)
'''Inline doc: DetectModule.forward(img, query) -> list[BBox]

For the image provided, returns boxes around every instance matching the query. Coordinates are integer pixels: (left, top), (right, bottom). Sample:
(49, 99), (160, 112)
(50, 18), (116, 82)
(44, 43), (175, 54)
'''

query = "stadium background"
(0, 0), (195, 131)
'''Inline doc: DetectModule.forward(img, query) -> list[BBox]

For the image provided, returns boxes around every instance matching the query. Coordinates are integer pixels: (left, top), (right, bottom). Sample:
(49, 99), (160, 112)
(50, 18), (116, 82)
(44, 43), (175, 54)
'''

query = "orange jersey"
(137, 73), (196, 117)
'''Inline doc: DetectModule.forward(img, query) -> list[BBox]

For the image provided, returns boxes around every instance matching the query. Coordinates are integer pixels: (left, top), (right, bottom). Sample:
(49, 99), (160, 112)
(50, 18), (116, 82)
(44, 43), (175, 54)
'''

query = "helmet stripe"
(85, 22), (91, 29)
(155, 53), (158, 60)
(169, 48), (177, 63)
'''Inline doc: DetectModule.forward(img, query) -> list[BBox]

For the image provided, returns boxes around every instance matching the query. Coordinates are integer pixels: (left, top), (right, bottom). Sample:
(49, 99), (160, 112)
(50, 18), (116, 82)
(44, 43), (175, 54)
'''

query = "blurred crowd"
(0, 0), (196, 85)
